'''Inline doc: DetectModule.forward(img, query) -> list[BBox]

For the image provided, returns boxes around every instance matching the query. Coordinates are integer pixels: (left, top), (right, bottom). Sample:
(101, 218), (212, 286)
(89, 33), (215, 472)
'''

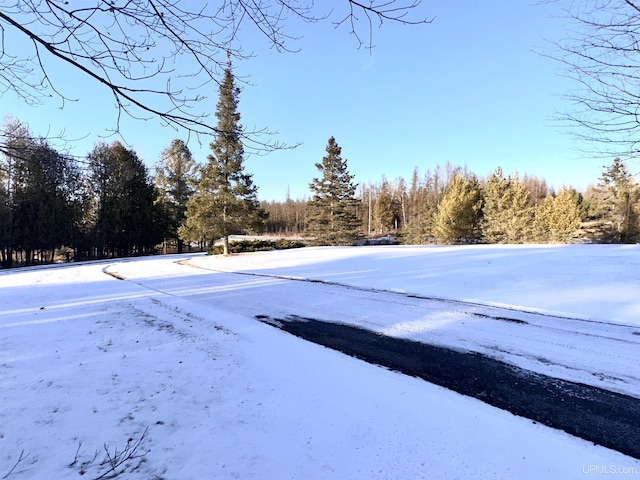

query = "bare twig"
(2, 450), (30, 479)
(68, 440), (83, 468)
(93, 427), (149, 480)
(80, 450), (99, 476)
(68, 428), (150, 480)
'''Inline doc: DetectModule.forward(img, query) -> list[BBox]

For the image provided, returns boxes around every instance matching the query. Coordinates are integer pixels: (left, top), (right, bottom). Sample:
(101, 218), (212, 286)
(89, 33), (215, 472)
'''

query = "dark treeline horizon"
(2, 117), (639, 269)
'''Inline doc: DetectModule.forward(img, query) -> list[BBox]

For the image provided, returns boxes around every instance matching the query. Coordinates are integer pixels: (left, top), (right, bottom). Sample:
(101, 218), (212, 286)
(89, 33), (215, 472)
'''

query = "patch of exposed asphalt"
(256, 314), (640, 460)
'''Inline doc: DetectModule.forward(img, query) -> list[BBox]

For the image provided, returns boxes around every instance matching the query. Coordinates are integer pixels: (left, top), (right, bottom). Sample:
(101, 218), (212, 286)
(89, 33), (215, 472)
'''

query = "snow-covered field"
(1, 244), (639, 479)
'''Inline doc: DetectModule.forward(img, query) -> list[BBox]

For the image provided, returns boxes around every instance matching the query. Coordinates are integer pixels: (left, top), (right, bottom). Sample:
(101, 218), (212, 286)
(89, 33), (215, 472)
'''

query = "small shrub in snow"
(69, 427), (149, 479)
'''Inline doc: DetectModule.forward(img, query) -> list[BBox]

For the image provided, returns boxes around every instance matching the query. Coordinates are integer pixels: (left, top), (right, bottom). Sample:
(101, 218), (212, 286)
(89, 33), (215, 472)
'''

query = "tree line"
(2, 62), (639, 268)
(0, 121), (166, 267)
(0, 60), (268, 267)
(261, 157), (640, 246)
(4, 1), (640, 266)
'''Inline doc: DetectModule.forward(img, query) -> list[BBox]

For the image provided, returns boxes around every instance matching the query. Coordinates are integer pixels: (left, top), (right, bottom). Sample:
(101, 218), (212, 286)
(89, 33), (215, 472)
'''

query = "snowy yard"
(1, 244), (640, 479)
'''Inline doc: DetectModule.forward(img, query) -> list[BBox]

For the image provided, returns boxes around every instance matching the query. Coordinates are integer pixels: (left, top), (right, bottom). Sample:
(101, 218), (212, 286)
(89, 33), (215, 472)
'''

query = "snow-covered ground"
(1, 244), (639, 479)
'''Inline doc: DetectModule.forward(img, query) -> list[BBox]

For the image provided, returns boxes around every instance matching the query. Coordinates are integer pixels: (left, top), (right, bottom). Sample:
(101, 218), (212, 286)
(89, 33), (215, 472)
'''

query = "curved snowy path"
(108, 253), (640, 400)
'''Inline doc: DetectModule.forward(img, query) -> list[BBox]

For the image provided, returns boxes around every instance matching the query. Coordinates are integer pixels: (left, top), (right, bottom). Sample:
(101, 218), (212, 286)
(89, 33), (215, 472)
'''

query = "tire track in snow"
(178, 259), (640, 397)
(183, 258), (640, 332)
(108, 258), (640, 398)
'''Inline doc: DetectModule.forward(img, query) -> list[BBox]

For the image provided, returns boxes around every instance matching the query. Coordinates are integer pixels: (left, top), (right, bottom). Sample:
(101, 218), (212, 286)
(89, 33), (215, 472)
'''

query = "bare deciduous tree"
(0, 1), (430, 150)
(550, 0), (640, 157)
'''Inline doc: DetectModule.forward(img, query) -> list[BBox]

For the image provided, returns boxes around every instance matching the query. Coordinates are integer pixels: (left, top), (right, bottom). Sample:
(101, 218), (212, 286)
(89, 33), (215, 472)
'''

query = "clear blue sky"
(1, 2), (614, 201)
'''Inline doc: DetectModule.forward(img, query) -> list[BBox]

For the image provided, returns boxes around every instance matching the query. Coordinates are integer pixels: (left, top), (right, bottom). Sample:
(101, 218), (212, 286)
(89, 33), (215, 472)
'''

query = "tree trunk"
(1, 247), (12, 268)
(222, 235), (229, 255)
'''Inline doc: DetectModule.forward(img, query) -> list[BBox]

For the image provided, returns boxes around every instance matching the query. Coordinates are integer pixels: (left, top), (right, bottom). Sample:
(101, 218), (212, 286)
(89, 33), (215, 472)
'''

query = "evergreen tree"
(399, 168), (424, 244)
(373, 177), (395, 234)
(1, 121), (80, 265)
(401, 201), (437, 244)
(86, 141), (163, 258)
(180, 61), (266, 254)
(401, 166), (447, 245)
(0, 168), (10, 267)
(305, 137), (362, 245)
(596, 158), (639, 243)
(154, 139), (198, 253)
(481, 168), (534, 243)
(407, 167), (424, 224)
(534, 188), (582, 243)
(434, 174), (482, 244)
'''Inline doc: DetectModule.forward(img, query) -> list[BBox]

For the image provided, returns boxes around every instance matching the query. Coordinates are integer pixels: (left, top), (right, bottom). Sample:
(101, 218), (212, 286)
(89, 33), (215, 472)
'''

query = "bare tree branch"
(0, 1), (431, 152)
(336, 0), (433, 49)
(546, 0), (640, 158)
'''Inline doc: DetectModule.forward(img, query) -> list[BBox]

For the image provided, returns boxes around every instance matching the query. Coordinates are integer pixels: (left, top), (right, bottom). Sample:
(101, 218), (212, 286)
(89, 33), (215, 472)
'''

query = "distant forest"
(262, 159), (639, 245)
(1, 118), (638, 268)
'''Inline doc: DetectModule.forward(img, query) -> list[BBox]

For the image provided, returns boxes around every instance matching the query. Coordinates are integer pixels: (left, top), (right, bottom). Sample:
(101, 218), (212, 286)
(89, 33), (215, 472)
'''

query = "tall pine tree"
(305, 137), (362, 245)
(180, 60), (266, 254)
(597, 158), (639, 243)
(154, 139), (198, 253)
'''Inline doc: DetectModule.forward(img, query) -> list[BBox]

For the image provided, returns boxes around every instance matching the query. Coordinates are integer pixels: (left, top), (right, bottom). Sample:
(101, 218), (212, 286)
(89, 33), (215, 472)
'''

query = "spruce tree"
(180, 61), (266, 254)
(401, 168), (442, 245)
(373, 177), (396, 234)
(406, 167), (424, 224)
(400, 201), (436, 245)
(305, 137), (362, 245)
(154, 139), (197, 253)
(596, 158), (639, 243)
